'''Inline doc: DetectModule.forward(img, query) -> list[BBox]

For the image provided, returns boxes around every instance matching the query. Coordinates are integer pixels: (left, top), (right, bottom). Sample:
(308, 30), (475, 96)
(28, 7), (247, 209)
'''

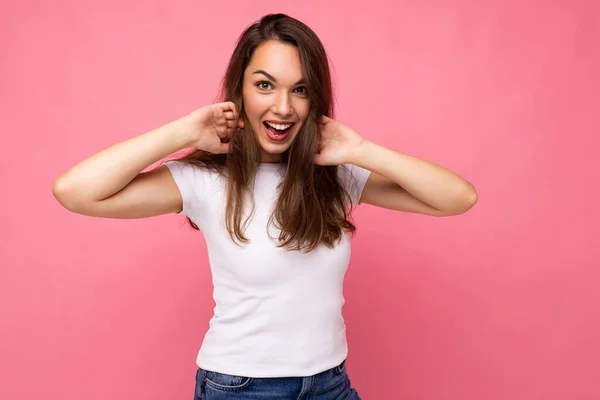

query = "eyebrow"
(253, 70), (305, 85)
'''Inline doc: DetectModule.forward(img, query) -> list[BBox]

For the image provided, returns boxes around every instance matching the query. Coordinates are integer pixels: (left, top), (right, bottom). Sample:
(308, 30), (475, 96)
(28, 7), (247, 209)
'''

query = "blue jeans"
(193, 359), (362, 399)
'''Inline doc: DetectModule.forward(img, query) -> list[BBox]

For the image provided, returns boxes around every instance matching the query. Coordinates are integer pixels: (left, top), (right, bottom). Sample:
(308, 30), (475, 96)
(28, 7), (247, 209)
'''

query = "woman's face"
(242, 40), (310, 163)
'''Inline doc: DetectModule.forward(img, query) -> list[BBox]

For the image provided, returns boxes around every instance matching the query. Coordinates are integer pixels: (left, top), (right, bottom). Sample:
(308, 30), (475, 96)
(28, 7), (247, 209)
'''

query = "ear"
(237, 103), (247, 129)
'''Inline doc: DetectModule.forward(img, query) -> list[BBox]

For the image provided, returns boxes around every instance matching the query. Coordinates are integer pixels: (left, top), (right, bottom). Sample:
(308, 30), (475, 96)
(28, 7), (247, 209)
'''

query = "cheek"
(294, 98), (310, 114)
(294, 99), (310, 120)
(243, 93), (268, 119)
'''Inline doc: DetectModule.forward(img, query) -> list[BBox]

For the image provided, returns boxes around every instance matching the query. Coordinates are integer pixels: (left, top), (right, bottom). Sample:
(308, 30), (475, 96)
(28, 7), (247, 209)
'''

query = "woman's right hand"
(178, 101), (244, 154)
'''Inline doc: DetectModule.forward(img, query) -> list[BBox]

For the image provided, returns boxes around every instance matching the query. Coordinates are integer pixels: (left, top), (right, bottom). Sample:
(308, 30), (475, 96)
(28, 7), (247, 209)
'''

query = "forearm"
(350, 140), (477, 213)
(53, 119), (192, 203)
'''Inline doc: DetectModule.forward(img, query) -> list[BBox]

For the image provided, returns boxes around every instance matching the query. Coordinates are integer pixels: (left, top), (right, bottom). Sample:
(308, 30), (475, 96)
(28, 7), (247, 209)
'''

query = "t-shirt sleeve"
(163, 160), (208, 218)
(338, 163), (372, 206)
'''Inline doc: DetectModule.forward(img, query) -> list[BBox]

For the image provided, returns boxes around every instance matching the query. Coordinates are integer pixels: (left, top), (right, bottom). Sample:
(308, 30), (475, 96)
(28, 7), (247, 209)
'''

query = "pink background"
(1, 1), (598, 399)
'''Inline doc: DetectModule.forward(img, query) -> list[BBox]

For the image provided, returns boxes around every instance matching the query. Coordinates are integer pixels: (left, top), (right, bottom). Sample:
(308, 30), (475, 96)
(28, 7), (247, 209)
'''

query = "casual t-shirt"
(164, 160), (371, 378)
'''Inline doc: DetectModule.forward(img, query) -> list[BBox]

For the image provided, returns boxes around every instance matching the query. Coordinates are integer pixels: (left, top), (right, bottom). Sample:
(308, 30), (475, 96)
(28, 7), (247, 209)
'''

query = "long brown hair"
(172, 13), (357, 252)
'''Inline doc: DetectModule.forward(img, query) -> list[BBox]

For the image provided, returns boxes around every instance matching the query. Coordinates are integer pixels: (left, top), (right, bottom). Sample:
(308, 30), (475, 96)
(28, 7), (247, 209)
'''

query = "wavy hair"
(172, 13), (356, 252)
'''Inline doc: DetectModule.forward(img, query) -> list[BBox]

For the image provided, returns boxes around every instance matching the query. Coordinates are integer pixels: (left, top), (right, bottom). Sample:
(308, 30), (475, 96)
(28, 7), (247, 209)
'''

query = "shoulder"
(162, 160), (223, 215)
(164, 160), (222, 180)
(337, 164), (371, 205)
(338, 163), (371, 187)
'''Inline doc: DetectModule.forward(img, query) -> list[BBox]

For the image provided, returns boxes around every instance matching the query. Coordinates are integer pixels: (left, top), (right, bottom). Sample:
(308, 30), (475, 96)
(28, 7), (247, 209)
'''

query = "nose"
(273, 91), (292, 117)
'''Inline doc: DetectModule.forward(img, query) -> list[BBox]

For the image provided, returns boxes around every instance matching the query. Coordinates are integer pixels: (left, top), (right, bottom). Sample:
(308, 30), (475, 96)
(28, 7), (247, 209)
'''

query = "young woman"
(53, 13), (477, 400)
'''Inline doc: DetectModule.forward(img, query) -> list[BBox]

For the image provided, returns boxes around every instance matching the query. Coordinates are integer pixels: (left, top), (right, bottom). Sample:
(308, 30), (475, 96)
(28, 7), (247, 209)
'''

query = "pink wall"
(1, 1), (598, 399)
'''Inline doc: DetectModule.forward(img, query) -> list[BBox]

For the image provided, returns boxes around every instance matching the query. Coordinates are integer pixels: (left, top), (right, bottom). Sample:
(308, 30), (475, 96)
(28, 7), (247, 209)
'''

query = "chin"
(258, 140), (292, 155)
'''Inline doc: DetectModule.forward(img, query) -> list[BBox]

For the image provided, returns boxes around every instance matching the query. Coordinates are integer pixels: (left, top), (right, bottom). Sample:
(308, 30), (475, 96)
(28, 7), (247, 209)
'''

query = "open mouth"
(263, 121), (295, 142)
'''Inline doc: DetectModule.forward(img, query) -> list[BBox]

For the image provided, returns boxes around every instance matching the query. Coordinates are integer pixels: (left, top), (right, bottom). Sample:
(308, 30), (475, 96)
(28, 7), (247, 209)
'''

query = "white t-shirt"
(164, 160), (371, 378)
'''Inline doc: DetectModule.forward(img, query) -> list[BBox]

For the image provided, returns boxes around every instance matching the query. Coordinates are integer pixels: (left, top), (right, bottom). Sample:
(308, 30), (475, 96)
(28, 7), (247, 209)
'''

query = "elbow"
(456, 182), (478, 214)
(52, 177), (80, 212)
(52, 178), (70, 209)
(439, 182), (478, 216)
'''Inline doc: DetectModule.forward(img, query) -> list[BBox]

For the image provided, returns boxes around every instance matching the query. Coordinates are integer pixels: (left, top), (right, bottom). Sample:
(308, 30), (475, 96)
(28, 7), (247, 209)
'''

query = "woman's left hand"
(314, 116), (365, 166)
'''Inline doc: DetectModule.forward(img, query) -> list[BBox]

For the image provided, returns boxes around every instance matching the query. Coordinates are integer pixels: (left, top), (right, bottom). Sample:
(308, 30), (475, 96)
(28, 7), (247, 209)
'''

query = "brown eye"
(257, 81), (272, 90)
(294, 86), (307, 95)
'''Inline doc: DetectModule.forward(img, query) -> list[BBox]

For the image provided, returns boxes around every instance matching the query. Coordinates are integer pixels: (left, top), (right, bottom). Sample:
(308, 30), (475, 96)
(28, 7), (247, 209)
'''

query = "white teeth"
(265, 121), (292, 130)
